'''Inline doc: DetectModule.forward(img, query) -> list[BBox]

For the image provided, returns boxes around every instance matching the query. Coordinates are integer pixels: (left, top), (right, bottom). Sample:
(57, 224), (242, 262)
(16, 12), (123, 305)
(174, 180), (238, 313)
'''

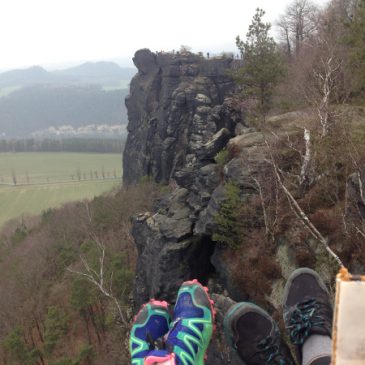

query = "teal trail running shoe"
(142, 350), (176, 364)
(130, 300), (171, 365)
(166, 279), (215, 365)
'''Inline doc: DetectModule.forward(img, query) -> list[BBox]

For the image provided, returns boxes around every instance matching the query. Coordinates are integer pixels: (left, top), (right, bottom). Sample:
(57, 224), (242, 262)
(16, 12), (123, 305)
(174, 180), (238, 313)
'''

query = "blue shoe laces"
(287, 299), (326, 345)
(255, 329), (292, 365)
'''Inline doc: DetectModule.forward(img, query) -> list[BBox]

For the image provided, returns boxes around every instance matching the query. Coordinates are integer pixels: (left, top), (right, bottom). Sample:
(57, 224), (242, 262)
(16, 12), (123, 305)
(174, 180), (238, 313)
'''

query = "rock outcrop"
(124, 50), (243, 309)
(123, 51), (287, 365)
(123, 50), (288, 364)
(123, 49), (240, 185)
(123, 49), (365, 365)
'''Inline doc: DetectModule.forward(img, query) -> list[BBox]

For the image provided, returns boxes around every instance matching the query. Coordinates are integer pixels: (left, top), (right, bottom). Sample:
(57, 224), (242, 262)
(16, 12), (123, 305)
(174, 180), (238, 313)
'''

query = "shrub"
(10, 223), (27, 245)
(212, 181), (243, 249)
(214, 149), (229, 166)
(44, 306), (69, 355)
(2, 327), (37, 365)
(49, 344), (94, 365)
(70, 278), (97, 313)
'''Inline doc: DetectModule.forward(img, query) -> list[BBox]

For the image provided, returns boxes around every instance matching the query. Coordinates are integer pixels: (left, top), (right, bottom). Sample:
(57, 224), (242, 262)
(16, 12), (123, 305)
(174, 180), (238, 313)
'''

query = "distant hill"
(0, 66), (57, 88)
(0, 62), (136, 89)
(0, 85), (129, 138)
(0, 62), (136, 138)
(53, 62), (136, 86)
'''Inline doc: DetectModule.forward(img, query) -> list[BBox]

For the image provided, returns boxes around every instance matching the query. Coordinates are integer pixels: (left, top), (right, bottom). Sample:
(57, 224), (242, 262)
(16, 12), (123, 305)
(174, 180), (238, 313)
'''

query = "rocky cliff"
(123, 49), (267, 363)
(123, 49), (246, 304)
(123, 49), (365, 364)
(123, 49), (240, 184)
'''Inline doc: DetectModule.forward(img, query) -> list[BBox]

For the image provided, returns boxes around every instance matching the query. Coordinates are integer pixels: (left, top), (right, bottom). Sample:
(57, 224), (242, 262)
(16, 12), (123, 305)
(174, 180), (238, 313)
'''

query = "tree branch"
(265, 139), (344, 267)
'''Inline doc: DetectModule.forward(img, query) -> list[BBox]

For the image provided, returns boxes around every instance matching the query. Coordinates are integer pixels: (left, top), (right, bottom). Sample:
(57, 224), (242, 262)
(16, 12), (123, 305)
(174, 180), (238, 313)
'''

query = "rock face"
(123, 52), (365, 364)
(123, 49), (271, 364)
(123, 50), (243, 308)
(123, 49), (239, 185)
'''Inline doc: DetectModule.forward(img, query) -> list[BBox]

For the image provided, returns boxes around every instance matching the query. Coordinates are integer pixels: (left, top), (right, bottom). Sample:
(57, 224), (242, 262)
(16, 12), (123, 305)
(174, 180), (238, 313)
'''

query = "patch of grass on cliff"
(214, 149), (229, 166)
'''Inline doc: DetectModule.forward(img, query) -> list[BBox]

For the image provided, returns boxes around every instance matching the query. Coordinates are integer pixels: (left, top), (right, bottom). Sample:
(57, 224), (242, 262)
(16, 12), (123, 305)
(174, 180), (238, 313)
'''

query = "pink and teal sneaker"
(130, 300), (171, 365)
(165, 279), (215, 365)
(142, 350), (176, 364)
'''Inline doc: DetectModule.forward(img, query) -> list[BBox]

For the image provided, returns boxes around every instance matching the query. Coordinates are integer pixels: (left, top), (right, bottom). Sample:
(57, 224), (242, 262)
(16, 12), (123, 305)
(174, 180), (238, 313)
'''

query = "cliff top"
(132, 48), (241, 76)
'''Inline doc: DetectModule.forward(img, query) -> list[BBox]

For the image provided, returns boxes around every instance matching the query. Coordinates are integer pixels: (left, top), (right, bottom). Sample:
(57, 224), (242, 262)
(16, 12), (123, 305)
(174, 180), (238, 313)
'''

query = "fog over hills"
(0, 85), (129, 138)
(0, 66), (56, 88)
(0, 62), (136, 138)
(53, 62), (136, 86)
(0, 61), (136, 88)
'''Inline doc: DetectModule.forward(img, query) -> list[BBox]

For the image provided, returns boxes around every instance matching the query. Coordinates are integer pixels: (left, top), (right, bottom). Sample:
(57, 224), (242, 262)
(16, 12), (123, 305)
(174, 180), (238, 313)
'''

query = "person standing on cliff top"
(129, 268), (332, 365)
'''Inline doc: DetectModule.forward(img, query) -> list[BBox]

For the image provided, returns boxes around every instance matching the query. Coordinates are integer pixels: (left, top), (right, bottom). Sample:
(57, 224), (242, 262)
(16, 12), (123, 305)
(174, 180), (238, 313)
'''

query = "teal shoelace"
(287, 299), (326, 345)
(256, 330), (292, 365)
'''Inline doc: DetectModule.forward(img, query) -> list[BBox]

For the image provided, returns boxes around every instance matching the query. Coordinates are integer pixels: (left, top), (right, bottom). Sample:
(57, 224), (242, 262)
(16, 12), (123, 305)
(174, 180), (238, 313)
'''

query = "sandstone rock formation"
(123, 49), (365, 365)
(123, 49), (240, 185)
(123, 50), (284, 364)
(124, 50), (243, 308)
(122, 49), (365, 365)
(121, 49), (290, 364)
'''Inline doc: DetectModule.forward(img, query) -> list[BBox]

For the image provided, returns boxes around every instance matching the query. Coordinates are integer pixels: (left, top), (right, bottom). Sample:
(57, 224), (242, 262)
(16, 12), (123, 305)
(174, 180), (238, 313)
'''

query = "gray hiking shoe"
(224, 302), (294, 365)
(283, 268), (333, 360)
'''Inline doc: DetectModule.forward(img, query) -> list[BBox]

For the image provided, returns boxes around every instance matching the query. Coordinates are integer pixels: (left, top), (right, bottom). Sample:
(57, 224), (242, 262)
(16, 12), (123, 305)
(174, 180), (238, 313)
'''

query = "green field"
(0, 152), (122, 227)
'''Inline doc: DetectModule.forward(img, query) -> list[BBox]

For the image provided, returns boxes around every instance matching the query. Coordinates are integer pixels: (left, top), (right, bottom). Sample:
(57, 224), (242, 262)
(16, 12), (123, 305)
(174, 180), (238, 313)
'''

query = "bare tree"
(301, 7), (349, 137)
(277, 15), (292, 56)
(67, 203), (129, 327)
(311, 49), (342, 137)
(270, 123), (314, 193)
(67, 234), (129, 327)
(265, 139), (345, 267)
(252, 176), (281, 243)
(277, 0), (318, 56)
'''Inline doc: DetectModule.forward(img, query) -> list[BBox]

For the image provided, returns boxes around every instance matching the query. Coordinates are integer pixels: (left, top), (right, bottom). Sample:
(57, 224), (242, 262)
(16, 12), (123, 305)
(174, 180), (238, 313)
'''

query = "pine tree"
(44, 306), (69, 355)
(212, 181), (243, 249)
(236, 8), (284, 121)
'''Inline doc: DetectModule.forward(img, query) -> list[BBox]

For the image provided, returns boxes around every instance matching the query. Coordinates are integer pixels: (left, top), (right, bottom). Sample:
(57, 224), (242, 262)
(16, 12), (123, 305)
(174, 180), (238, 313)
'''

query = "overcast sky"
(0, 0), (328, 71)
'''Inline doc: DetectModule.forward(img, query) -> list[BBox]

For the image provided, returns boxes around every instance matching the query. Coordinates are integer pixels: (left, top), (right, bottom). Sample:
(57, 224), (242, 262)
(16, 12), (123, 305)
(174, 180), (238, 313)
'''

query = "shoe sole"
(283, 267), (331, 309)
(179, 279), (215, 364)
(223, 302), (274, 365)
(181, 279), (216, 323)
